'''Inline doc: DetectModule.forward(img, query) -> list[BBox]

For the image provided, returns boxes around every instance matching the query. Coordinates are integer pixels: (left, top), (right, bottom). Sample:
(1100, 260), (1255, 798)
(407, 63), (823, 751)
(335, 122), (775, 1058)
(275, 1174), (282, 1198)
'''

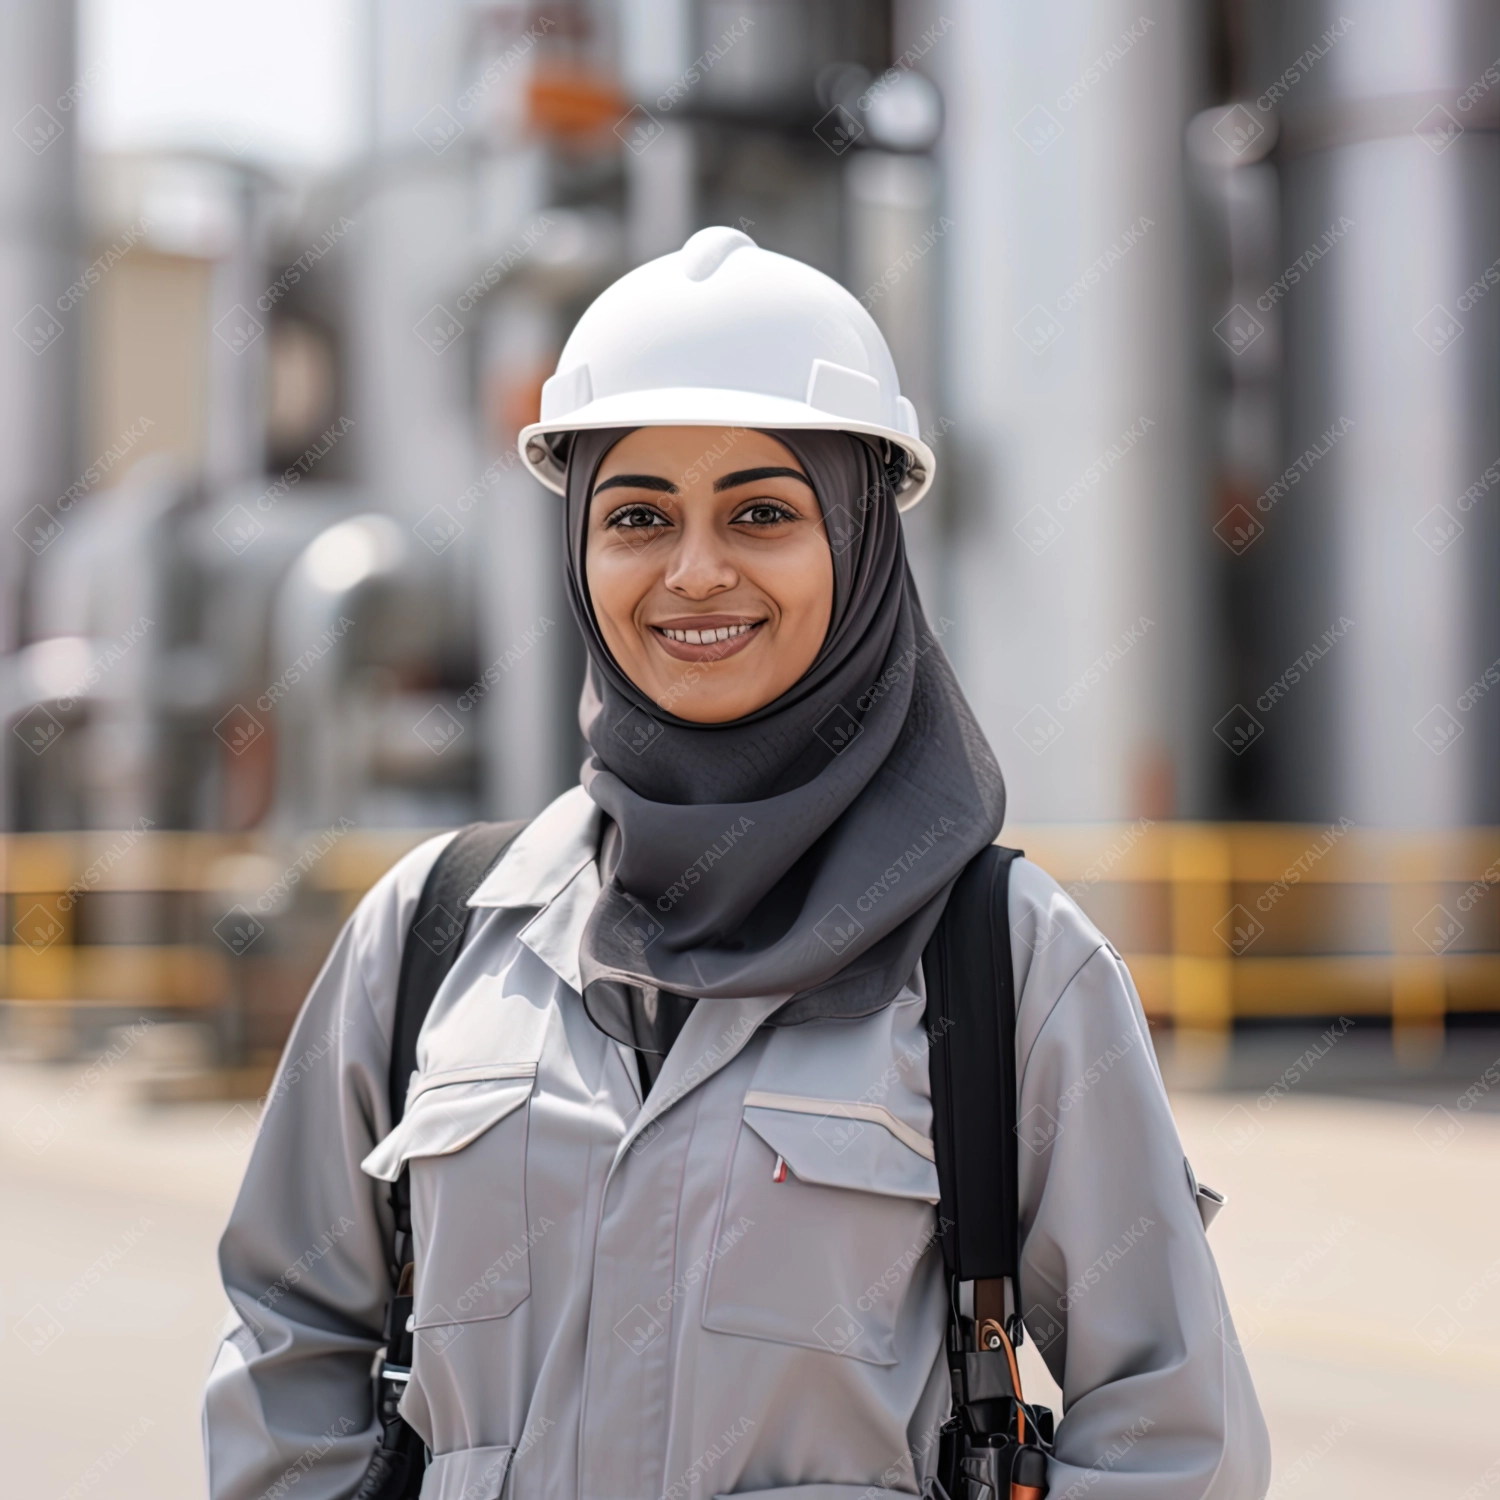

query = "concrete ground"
(2, 1026), (1498, 1499)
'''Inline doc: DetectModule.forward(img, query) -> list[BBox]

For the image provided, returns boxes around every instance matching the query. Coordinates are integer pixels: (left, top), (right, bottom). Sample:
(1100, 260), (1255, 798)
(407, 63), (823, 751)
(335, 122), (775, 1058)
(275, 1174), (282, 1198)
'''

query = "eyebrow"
(713, 466), (812, 493)
(593, 473), (678, 495)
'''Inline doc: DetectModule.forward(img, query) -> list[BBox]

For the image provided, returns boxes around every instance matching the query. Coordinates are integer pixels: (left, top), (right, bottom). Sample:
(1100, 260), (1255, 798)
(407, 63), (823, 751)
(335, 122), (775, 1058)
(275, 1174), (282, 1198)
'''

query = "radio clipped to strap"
(923, 845), (1054, 1500)
(941, 1276), (1052, 1500)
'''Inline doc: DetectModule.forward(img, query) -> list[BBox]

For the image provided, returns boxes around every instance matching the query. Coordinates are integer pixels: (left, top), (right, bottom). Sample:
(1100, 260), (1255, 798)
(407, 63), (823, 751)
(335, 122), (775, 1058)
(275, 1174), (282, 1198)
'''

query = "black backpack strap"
(357, 820), (529, 1500)
(924, 843), (1025, 1308)
(389, 819), (530, 1133)
(387, 820), (530, 1251)
(926, 844), (1053, 1497)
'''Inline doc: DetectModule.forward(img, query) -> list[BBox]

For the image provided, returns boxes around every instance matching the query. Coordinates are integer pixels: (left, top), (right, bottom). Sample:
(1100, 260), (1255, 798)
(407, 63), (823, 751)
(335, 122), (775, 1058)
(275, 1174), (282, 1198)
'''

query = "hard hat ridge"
(679, 225), (755, 280)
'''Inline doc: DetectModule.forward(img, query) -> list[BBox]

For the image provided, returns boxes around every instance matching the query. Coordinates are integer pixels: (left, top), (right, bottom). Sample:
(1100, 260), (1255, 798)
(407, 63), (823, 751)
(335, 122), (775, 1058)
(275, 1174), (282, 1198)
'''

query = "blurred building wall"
(85, 250), (211, 467)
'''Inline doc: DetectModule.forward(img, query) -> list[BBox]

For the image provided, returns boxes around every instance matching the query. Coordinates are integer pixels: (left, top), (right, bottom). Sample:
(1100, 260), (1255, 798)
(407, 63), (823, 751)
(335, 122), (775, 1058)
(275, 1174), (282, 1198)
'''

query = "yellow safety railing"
(2, 825), (1497, 1037)
(0, 828), (430, 1018)
(1010, 822), (1500, 1031)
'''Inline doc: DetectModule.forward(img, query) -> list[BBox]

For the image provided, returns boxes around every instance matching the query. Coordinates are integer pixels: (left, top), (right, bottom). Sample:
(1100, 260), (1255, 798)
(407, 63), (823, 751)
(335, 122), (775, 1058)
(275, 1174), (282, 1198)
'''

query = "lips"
(648, 617), (766, 662)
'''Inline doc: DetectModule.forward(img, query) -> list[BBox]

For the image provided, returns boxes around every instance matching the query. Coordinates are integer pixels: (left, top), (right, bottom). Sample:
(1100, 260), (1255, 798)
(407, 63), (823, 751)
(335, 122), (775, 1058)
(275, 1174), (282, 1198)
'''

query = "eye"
(733, 499), (797, 527)
(605, 502), (670, 531)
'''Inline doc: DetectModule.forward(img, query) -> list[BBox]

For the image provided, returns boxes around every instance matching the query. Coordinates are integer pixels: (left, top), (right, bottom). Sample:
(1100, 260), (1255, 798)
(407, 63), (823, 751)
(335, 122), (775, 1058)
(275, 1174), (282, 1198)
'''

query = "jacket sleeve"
(201, 833), (456, 1500)
(1009, 858), (1272, 1500)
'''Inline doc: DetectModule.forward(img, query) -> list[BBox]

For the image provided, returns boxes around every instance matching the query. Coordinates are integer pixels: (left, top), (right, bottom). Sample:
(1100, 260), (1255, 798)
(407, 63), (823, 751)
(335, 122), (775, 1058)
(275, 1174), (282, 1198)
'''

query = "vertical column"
(1254, 0), (1500, 829)
(0, 0), (79, 827)
(932, 0), (1208, 823)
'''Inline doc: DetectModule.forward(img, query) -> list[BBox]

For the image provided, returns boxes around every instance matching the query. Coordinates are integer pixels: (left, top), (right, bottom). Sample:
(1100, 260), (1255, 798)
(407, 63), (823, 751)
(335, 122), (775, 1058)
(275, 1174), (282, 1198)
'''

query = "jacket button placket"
(580, 1096), (698, 1499)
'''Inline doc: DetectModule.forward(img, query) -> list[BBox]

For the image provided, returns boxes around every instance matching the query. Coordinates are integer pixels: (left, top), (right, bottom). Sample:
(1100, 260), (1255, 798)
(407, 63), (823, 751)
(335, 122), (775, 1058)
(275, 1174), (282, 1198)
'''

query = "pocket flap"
(420, 1444), (513, 1500)
(742, 1092), (939, 1204)
(361, 1073), (535, 1183)
(715, 1489), (915, 1500)
(1184, 1156), (1227, 1230)
(1196, 1181), (1226, 1230)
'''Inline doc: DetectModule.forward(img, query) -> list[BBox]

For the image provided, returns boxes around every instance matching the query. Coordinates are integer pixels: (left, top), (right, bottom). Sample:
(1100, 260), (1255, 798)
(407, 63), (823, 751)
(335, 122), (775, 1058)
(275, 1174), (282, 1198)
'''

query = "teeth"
(660, 622), (756, 645)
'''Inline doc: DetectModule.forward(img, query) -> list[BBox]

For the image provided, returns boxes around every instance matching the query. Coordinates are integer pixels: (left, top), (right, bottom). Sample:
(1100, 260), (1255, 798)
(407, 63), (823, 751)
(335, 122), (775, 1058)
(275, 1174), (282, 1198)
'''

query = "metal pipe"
(0, 0), (80, 826)
(1248, 0), (1500, 827)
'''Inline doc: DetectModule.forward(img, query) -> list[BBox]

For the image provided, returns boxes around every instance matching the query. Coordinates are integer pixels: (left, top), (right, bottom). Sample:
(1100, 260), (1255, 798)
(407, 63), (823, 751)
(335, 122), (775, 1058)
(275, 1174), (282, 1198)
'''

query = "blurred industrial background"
(1, 0), (1498, 1496)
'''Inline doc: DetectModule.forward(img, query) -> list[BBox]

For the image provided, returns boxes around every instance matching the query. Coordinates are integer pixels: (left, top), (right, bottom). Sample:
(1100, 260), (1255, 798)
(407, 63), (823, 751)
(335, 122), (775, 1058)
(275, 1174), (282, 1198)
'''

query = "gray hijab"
(562, 427), (1005, 1046)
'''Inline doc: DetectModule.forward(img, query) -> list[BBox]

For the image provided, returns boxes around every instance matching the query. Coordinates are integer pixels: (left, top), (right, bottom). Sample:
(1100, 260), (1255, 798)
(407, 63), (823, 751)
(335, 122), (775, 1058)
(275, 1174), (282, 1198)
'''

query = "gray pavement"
(3, 1032), (1498, 1500)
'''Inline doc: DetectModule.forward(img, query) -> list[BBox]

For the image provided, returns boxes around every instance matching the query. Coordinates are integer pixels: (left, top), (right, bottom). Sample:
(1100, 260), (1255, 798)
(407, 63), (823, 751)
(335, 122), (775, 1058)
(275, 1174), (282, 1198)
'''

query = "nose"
(661, 519), (738, 599)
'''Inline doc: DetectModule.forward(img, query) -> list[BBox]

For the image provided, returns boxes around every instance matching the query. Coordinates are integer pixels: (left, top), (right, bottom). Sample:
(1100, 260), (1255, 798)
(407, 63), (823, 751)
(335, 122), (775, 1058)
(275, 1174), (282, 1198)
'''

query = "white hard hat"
(518, 226), (935, 509)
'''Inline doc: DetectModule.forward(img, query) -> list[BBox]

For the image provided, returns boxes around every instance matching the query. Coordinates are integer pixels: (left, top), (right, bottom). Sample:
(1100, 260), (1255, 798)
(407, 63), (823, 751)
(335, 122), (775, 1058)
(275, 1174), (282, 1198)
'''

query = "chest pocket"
(701, 1091), (940, 1366)
(362, 1062), (538, 1327)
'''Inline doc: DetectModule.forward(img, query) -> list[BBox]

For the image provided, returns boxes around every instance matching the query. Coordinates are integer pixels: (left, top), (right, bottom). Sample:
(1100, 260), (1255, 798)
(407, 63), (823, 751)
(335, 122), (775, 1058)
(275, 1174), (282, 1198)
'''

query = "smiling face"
(584, 426), (834, 724)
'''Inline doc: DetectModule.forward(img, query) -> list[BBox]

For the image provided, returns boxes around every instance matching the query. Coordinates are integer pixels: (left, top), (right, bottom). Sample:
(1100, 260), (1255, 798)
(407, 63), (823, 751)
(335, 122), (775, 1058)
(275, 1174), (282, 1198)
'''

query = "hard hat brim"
(518, 389), (936, 511)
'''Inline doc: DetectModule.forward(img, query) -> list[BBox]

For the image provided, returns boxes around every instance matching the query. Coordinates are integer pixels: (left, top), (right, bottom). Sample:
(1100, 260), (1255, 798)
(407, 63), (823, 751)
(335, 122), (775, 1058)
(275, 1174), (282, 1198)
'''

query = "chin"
(656, 683), (763, 724)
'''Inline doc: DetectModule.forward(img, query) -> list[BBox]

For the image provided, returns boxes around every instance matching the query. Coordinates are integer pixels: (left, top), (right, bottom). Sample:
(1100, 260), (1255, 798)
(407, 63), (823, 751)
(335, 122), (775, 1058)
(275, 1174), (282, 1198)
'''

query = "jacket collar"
(467, 782), (784, 1128)
(468, 784), (602, 993)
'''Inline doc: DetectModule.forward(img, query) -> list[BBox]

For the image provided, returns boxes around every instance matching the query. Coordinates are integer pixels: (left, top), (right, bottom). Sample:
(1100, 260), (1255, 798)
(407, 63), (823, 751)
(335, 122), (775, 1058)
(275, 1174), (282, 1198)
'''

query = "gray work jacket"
(203, 785), (1270, 1500)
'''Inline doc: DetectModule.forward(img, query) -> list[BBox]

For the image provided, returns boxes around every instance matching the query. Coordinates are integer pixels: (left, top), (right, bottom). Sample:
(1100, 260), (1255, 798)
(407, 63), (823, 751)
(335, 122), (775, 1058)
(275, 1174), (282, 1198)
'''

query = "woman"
(204, 229), (1270, 1500)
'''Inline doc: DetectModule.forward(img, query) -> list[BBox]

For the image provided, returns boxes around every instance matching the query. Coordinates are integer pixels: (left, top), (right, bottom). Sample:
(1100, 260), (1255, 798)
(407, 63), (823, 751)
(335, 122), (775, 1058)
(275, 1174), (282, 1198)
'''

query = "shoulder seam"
(1016, 938), (1110, 1097)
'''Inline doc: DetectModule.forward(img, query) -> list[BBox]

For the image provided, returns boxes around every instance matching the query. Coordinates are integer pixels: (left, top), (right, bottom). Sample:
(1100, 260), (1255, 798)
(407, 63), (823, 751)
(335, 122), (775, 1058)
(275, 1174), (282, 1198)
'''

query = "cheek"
(585, 541), (647, 646)
(771, 538), (834, 635)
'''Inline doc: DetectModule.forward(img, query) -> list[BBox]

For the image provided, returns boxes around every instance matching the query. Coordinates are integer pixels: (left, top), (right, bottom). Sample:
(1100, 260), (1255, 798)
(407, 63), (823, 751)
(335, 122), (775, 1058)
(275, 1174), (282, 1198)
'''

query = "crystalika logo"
(1211, 103), (1265, 157)
(613, 905), (664, 957)
(813, 104), (864, 156)
(814, 906), (864, 955)
(813, 1304), (863, 1352)
(614, 105), (664, 156)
